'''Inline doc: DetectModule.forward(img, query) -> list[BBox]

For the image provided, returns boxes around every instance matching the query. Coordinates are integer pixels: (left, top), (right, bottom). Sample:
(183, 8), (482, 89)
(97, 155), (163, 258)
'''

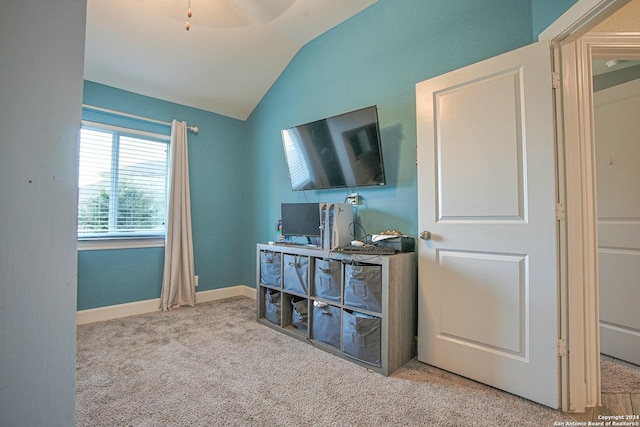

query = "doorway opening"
(591, 42), (640, 389)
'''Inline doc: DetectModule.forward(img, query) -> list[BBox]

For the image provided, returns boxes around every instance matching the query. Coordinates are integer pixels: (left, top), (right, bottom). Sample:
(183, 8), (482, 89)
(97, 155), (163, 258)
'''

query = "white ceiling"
(84, 0), (377, 121)
(590, 0), (640, 76)
(592, 59), (640, 76)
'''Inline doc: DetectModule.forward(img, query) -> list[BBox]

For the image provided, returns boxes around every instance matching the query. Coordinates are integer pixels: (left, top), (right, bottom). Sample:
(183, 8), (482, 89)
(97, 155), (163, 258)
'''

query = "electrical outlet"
(194, 275), (199, 286)
(347, 193), (360, 206)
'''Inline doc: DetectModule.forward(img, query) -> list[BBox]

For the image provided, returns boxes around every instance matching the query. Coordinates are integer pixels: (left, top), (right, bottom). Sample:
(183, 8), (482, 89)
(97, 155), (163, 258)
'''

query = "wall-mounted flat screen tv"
(281, 105), (386, 191)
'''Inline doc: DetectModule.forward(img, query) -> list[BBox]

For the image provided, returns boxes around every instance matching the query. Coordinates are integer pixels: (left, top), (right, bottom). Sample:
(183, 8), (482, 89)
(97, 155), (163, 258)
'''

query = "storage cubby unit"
(256, 243), (416, 376)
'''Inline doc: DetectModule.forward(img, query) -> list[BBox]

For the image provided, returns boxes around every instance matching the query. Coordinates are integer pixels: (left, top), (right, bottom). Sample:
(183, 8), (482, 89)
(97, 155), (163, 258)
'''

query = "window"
(78, 122), (170, 239)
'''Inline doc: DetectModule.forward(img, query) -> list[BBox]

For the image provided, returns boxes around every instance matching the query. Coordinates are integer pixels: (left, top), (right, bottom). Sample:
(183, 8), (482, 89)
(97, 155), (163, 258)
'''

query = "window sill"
(77, 237), (165, 251)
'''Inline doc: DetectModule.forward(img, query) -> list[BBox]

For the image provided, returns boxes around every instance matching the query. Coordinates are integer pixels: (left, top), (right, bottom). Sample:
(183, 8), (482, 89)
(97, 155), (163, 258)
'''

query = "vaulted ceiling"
(84, 0), (377, 120)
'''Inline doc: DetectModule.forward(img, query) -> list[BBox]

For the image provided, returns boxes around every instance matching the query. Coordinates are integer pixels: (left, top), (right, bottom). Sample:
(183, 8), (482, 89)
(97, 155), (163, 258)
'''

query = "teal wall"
(78, 248), (164, 307)
(240, 0), (538, 286)
(80, 0), (579, 309)
(79, 81), (246, 310)
(532, 0), (579, 39)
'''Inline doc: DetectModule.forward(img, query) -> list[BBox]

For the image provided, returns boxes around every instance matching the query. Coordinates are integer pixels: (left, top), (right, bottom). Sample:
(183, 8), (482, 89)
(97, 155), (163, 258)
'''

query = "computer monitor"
(281, 203), (322, 240)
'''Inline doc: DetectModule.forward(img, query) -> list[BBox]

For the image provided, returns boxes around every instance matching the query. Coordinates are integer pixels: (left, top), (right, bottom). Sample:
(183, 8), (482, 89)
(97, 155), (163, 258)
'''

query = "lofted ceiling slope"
(84, 0), (377, 120)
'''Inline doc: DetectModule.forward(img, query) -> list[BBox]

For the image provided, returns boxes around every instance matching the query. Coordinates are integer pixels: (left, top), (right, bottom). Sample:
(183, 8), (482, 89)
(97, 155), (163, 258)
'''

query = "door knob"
(420, 231), (432, 241)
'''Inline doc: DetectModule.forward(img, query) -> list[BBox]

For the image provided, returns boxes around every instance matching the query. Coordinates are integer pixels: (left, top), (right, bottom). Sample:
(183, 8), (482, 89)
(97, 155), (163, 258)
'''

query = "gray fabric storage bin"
(342, 310), (381, 366)
(264, 289), (281, 325)
(311, 302), (341, 348)
(260, 251), (281, 288)
(344, 263), (382, 312)
(314, 259), (341, 302)
(284, 255), (309, 295)
(291, 298), (308, 332)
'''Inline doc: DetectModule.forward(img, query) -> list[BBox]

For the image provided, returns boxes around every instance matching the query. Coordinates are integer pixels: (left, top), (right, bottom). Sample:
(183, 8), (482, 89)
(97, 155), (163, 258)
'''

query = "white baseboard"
(76, 285), (256, 325)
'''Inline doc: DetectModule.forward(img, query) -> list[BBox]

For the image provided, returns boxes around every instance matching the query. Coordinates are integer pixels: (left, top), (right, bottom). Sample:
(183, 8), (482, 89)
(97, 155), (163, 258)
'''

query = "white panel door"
(416, 42), (559, 408)
(594, 77), (640, 365)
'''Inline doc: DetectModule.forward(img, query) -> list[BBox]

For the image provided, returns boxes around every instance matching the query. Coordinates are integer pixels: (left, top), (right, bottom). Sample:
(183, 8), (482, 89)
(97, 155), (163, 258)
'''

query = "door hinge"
(556, 203), (566, 221)
(551, 71), (560, 90)
(558, 338), (567, 357)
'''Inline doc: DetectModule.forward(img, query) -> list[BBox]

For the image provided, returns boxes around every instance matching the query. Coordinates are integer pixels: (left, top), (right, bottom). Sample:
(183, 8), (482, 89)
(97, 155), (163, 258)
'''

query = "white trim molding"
(539, 0), (631, 42)
(78, 238), (165, 251)
(76, 285), (256, 325)
(558, 37), (602, 412)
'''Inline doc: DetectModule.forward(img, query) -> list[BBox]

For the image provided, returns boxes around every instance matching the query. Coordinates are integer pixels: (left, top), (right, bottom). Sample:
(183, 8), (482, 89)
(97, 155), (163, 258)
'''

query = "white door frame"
(539, 0), (633, 413)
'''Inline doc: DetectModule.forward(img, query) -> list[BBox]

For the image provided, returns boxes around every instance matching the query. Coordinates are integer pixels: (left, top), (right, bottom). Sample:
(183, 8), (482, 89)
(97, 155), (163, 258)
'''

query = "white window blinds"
(78, 124), (169, 238)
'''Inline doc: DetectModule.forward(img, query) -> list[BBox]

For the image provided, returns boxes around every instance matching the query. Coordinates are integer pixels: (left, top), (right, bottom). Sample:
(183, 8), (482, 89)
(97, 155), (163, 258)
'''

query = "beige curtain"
(160, 120), (195, 311)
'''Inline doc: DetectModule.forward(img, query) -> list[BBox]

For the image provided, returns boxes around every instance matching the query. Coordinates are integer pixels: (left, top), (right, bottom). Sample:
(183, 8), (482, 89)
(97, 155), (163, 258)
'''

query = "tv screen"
(281, 106), (386, 191)
(281, 203), (321, 238)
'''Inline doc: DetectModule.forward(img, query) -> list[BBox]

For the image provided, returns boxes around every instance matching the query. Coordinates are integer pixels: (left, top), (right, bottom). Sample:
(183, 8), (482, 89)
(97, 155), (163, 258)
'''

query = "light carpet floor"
(601, 354), (640, 393)
(76, 296), (580, 426)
